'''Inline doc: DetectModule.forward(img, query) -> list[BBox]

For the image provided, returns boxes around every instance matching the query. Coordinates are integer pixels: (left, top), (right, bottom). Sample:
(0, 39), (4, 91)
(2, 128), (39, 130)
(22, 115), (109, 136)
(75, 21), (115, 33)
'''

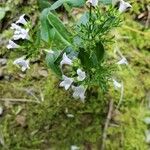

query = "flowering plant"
(7, 0), (132, 102)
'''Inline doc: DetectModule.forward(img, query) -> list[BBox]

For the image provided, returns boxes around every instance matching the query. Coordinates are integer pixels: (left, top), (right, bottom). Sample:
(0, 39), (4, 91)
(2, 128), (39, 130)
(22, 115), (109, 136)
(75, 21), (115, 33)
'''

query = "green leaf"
(40, 9), (55, 44)
(49, 0), (85, 10)
(49, 0), (65, 10)
(37, 0), (51, 11)
(78, 48), (94, 69)
(99, 0), (112, 5)
(77, 12), (89, 25)
(65, 0), (85, 7)
(95, 42), (105, 62)
(47, 12), (72, 46)
(78, 43), (105, 69)
(46, 51), (62, 77)
(0, 7), (9, 21)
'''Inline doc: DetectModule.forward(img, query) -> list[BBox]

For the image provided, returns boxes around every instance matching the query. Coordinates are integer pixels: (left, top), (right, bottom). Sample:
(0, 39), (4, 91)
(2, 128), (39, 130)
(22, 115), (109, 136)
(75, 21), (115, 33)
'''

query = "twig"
(0, 98), (40, 103)
(100, 100), (114, 150)
(123, 25), (150, 36)
(146, 6), (150, 28)
(117, 82), (124, 109)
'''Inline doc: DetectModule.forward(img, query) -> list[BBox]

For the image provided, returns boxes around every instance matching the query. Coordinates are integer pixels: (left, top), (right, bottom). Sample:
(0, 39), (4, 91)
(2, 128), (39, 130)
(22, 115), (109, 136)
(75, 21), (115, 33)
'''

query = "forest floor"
(0, 0), (150, 149)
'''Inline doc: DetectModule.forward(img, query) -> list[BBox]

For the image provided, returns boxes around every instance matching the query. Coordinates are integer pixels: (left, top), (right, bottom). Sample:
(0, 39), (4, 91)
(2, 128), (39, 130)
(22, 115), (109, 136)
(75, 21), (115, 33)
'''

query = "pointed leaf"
(47, 12), (72, 46)
(46, 51), (62, 77)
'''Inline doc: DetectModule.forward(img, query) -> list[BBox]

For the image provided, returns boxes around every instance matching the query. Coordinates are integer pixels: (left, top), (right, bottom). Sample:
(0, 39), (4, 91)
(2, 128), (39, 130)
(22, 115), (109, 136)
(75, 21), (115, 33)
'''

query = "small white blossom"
(13, 28), (30, 40)
(117, 57), (128, 65)
(119, 0), (132, 13)
(60, 75), (74, 90)
(72, 85), (86, 102)
(113, 79), (122, 90)
(13, 56), (30, 72)
(60, 53), (72, 67)
(11, 23), (30, 40)
(16, 14), (28, 25)
(71, 145), (80, 150)
(7, 40), (20, 49)
(11, 23), (22, 30)
(86, 0), (98, 7)
(77, 69), (86, 81)
(67, 114), (74, 118)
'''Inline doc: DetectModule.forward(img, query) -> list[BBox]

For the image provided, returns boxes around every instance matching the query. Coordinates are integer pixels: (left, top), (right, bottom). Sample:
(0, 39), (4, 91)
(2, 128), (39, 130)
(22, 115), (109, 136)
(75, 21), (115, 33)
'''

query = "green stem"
(88, 5), (92, 39)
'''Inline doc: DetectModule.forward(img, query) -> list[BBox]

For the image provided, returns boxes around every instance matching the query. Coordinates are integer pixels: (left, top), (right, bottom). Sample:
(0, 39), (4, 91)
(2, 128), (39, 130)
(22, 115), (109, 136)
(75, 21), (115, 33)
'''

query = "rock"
(38, 69), (48, 77)
(15, 115), (27, 127)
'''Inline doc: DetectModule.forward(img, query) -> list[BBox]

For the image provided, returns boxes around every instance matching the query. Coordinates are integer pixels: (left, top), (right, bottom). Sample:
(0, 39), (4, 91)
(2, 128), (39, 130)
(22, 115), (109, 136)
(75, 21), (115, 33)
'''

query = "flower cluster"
(86, 0), (132, 13)
(7, 14), (30, 72)
(59, 53), (87, 102)
(6, 0), (132, 103)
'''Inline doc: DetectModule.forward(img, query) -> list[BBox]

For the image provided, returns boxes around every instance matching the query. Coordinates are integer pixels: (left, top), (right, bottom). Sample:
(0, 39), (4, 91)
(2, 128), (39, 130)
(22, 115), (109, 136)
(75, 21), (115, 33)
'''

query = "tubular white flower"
(7, 40), (20, 49)
(86, 0), (98, 7)
(60, 53), (72, 67)
(117, 57), (128, 65)
(13, 28), (30, 40)
(113, 79), (122, 90)
(13, 56), (30, 72)
(16, 14), (28, 25)
(72, 85), (86, 102)
(77, 69), (86, 81)
(119, 0), (132, 13)
(11, 23), (30, 40)
(59, 75), (74, 90)
(10, 23), (22, 30)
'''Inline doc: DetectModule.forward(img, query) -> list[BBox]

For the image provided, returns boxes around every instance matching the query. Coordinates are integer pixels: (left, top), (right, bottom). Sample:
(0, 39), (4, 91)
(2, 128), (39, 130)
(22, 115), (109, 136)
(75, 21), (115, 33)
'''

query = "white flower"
(119, 0), (132, 13)
(13, 28), (30, 40)
(71, 145), (80, 150)
(113, 79), (122, 90)
(77, 69), (86, 81)
(72, 85), (86, 102)
(67, 114), (74, 118)
(86, 0), (98, 7)
(117, 57), (128, 65)
(59, 75), (74, 90)
(13, 56), (30, 72)
(11, 23), (22, 30)
(7, 40), (20, 49)
(60, 53), (72, 67)
(16, 14), (28, 25)
(11, 23), (30, 40)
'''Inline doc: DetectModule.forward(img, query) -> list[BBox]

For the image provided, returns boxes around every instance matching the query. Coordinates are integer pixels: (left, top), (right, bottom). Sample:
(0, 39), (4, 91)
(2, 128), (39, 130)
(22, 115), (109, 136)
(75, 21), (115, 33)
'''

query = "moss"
(0, 0), (150, 149)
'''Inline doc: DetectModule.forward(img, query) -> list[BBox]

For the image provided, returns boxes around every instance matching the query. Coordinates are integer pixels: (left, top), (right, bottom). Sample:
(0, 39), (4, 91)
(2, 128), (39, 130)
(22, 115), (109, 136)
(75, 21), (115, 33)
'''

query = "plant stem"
(100, 99), (114, 150)
(88, 5), (92, 39)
